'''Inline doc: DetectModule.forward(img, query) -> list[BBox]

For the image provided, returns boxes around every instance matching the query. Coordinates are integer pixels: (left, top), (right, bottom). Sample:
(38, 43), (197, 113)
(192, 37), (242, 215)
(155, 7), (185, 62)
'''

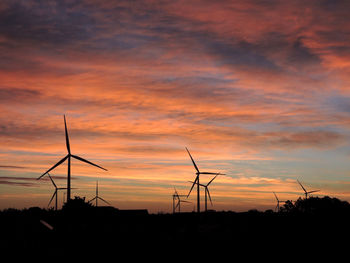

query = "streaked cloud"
(1, 0), (350, 212)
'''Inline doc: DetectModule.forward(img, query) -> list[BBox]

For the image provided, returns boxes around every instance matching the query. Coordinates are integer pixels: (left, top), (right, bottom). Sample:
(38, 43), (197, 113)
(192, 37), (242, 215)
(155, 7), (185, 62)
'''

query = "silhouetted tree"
(280, 196), (350, 215)
(280, 200), (295, 213)
(247, 209), (260, 215)
(62, 196), (93, 212)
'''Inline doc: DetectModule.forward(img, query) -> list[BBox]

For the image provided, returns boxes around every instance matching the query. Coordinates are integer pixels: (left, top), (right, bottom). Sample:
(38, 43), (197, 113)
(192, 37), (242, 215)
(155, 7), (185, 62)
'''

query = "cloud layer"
(1, 0), (350, 212)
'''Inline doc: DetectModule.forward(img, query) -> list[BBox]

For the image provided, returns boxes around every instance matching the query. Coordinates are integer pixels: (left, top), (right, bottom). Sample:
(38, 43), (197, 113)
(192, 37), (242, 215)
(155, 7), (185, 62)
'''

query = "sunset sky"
(1, 0), (350, 213)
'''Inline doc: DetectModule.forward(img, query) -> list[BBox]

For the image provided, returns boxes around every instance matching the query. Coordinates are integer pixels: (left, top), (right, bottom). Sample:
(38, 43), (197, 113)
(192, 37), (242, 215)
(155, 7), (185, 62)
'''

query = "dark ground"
(1, 196), (349, 257)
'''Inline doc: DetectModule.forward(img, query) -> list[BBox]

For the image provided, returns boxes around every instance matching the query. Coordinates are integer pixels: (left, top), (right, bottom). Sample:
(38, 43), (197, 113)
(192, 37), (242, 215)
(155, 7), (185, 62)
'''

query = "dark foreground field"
(1, 196), (349, 256)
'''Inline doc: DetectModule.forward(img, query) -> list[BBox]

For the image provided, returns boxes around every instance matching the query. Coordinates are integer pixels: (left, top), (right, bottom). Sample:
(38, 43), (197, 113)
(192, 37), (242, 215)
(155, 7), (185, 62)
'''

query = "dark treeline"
(1, 196), (349, 255)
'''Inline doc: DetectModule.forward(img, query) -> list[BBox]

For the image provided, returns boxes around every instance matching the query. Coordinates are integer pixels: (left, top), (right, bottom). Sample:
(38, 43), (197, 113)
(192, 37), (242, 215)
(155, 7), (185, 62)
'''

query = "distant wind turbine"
(189, 173), (219, 212)
(175, 198), (191, 213)
(47, 173), (68, 211)
(297, 180), (320, 199)
(273, 192), (286, 212)
(89, 181), (111, 207)
(172, 187), (190, 213)
(186, 147), (225, 213)
(37, 115), (107, 202)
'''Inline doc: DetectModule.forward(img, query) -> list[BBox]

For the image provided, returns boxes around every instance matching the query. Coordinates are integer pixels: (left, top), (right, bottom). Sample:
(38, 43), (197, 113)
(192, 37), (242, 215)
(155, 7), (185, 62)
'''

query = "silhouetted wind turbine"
(172, 188), (182, 213)
(172, 193), (177, 214)
(189, 173), (219, 212)
(186, 147), (224, 213)
(273, 192), (286, 212)
(47, 173), (68, 211)
(172, 187), (190, 213)
(297, 180), (320, 199)
(89, 181), (111, 207)
(175, 198), (191, 213)
(37, 115), (107, 202)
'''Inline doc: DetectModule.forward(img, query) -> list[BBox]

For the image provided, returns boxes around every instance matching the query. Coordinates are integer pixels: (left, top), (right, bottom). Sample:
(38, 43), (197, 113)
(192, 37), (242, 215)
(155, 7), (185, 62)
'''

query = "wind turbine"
(186, 147), (224, 213)
(175, 197), (191, 213)
(273, 192), (286, 212)
(297, 180), (320, 199)
(37, 115), (107, 202)
(172, 187), (190, 213)
(47, 173), (68, 211)
(89, 181), (111, 207)
(189, 173), (219, 212)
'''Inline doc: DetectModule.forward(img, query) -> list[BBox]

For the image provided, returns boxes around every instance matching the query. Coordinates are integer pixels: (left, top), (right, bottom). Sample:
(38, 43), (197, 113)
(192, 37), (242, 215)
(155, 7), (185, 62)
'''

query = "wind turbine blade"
(308, 190), (320, 194)
(47, 173), (57, 188)
(89, 196), (97, 203)
(37, 155), (69, 180)
(200, 172), (219, 175)
(185, 147), (200, 173)
(71, 155), (107, 171)
(180, 200), (192, 203)
(64, 115), (71, 154)
(187, 175), (198, 197)
(207, 188), (213, 205)
(48, 190), (57, 207)
(273, 192), (279, 201)
(98, 197), (111, 205)
(297, 180), (307, 193)
(40, 220), (54, 230)
(207, 174), (218, 186)
(59, 187), (77, 190)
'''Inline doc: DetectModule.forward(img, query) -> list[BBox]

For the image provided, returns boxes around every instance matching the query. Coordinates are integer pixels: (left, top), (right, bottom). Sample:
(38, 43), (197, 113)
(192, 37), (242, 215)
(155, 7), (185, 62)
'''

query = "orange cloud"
(1, 0), (350, 212)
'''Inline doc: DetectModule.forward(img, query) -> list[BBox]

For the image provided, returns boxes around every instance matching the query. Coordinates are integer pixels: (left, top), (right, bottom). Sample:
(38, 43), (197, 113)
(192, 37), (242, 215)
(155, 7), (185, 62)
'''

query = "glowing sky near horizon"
(1, 0), (350, 213)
